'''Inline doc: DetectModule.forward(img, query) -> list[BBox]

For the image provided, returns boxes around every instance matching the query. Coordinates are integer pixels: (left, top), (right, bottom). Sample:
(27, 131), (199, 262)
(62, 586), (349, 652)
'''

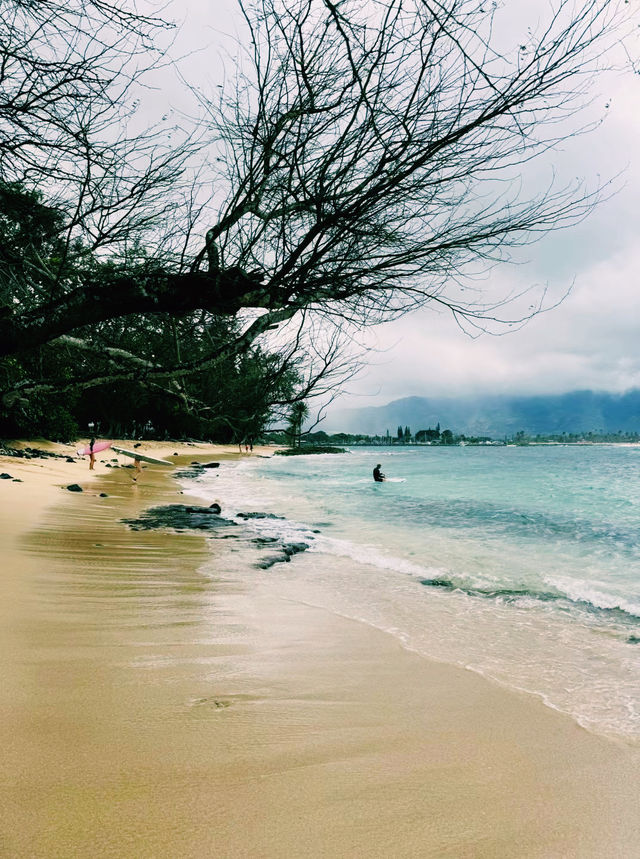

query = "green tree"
(416, 428), (439, 442)
(287, 402), (309, 448)
(0, 0), (628, 424)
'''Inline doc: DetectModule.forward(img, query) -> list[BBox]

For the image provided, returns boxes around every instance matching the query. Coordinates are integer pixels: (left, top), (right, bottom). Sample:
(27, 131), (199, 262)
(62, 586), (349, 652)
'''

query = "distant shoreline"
(302, 439), (640, 448)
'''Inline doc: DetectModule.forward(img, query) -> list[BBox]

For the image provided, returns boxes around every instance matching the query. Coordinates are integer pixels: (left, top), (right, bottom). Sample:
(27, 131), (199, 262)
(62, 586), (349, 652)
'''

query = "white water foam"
(182, 454), (640, 740)
(545, 576), (640, 618)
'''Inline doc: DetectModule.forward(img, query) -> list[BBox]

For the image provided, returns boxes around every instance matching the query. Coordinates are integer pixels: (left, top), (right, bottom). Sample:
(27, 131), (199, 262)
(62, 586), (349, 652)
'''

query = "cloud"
(341, 233), (640, 404)
(160, 0), (640, 412)
(330, 61), (640, 409)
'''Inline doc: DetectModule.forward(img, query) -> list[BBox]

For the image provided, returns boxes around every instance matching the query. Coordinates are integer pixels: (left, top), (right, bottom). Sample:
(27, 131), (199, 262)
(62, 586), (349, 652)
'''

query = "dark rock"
(66, 457), (76, 463)
(275, 446), (346, 456)
(628, 635), (640, 645)
(0, 472), (12, 479)
(12, 478), (23, 482)
(253, 539), (311, 568)
(201, 462), (220, 469)
(419, 578), (454, 589)
(282, 542), (309, 556)
(256, 553), (291, 569)
(105, 463), (112, 468)
(1, 446), (67, 461)
(175, 465), (206, 479)
(122, 504), (237, 533)
(184, 505), (218, 515)
(99, 493), (109, 498)
(66, 484), (83, 492)
(236, 511), (285, 520)
(209, 502), (221, 514)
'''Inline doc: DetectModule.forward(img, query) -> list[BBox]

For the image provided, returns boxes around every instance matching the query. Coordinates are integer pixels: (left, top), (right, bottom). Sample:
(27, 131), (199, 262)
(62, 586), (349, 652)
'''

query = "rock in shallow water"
(236, 511), (285, 520)
(121, 505), (313, 571)
(122, 504), (237, 532)
(256, 553), (291, 569)
(282, 542), (309, 556)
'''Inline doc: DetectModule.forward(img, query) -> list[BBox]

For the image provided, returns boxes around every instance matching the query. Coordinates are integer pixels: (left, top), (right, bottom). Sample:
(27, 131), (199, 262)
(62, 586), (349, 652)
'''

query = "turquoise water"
(188, 445), (640, 740)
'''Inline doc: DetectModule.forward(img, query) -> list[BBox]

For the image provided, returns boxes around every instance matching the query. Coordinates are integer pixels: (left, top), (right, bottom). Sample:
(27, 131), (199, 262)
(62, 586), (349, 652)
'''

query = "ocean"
(184, 444), (640, 741)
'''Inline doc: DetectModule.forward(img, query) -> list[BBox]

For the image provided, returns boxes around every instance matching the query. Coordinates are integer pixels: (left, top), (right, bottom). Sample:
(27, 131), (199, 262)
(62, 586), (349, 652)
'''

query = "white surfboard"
(111, 445), (173, 466)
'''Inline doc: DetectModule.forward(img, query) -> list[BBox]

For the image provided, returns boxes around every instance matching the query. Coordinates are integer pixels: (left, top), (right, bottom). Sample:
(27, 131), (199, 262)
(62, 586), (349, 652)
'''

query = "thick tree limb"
(0, 0), (629, 421)
(2, 304), (299, 407)
(0, 266), (270, 357)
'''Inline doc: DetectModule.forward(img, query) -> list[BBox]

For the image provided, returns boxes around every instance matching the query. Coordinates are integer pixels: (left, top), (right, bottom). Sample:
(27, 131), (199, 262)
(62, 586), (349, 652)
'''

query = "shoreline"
(2, 441), (639, 856)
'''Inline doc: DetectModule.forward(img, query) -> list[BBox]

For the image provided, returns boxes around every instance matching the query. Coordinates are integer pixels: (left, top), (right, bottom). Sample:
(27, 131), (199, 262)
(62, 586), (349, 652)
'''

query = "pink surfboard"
(77, 441), (112, 456)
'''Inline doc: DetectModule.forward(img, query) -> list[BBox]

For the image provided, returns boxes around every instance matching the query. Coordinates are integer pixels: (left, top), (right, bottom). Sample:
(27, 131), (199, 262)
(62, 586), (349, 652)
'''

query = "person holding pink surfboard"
(76, 439), (112, 469)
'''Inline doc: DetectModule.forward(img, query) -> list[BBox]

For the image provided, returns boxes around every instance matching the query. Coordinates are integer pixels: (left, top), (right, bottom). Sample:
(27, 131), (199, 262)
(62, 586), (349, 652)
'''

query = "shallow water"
(186, 445), (640, 740)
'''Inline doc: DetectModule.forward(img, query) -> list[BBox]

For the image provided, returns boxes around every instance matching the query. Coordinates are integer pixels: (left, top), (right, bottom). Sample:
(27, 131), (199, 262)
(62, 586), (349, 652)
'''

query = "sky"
(343, 73), (640, 405)
(161, 0), (640, 412)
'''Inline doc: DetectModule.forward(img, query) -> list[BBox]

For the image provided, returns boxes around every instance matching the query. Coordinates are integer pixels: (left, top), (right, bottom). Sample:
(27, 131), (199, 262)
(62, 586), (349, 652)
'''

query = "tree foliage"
(0, 0), (629, 436)
(287, 401), (310, 447)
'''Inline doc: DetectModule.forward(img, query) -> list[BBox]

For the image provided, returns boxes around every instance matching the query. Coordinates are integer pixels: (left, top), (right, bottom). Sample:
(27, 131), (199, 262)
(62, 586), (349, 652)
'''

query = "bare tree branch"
(0, 0), (631, 419)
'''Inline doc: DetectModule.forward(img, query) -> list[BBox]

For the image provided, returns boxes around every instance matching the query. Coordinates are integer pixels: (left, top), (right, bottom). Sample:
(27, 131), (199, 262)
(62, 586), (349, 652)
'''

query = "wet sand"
(1, 441), (639, 857)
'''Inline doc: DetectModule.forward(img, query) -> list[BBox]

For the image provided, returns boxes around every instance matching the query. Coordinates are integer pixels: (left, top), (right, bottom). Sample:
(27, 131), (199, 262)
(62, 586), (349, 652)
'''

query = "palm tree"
(287, 402), (309, 449)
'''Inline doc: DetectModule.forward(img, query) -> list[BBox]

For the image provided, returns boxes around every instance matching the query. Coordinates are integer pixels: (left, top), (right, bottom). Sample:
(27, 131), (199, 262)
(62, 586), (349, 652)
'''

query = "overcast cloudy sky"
(166, 0), (640, 409)
(346, 73), (640, 405)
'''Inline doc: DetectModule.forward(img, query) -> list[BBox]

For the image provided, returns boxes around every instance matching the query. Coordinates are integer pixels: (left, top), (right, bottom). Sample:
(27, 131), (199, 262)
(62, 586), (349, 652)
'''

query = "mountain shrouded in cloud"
(324, 391), (640, 438)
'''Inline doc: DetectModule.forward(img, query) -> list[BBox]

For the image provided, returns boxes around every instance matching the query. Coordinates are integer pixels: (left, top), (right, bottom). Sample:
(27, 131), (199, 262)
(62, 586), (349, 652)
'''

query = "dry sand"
(1, 440), (639, 858)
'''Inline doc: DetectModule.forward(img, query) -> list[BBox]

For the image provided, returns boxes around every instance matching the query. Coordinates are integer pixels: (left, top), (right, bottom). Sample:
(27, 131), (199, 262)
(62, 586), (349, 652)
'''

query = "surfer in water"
(373, 463), (386, 482)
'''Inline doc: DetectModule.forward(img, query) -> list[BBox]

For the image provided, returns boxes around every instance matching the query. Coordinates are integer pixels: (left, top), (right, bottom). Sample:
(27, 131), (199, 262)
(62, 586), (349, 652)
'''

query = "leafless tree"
(0, 1), (190, 238)
(0, 0), (630, 411)
(195, 0), (624, 326)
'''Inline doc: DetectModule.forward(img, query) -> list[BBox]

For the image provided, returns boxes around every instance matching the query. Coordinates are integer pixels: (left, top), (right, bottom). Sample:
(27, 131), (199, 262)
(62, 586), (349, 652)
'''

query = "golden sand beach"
(1, 440), (639, 857)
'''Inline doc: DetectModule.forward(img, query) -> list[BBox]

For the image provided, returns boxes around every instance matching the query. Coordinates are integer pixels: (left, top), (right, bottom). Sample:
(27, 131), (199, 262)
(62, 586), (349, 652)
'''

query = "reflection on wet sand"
(1, 447), (639, 858)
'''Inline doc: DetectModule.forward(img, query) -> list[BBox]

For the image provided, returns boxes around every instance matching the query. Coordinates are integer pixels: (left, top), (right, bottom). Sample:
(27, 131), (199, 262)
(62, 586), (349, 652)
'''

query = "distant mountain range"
(324, 390), (640, 438)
